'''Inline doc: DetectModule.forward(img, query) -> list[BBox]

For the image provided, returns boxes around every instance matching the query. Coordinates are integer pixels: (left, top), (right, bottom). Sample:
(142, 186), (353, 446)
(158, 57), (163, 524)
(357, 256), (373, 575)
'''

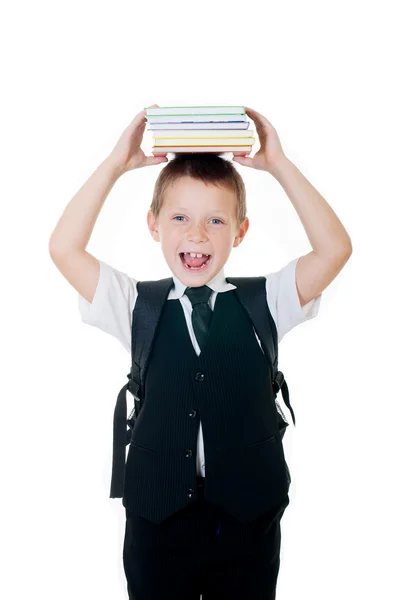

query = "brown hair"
(149, 153), (247, 230)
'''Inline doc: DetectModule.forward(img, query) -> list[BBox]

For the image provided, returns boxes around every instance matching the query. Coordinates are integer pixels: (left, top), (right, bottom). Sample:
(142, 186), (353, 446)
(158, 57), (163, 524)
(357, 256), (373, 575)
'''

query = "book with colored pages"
(145, 105), (246, 116)
(146, 114), (249, 123)
(147, 122), (250, 130)
(153, 138), (254, 147)
(152, 146), (252, 153)
(152, 130), (253, 138)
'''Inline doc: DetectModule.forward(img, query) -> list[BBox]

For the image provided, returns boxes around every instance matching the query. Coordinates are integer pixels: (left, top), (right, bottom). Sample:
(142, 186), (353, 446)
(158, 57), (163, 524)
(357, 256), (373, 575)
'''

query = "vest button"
(189, 409), (197, 418)
(195, 372), (205, 381)
(187, 488), (195, 498)
(185, 449), (193, 458)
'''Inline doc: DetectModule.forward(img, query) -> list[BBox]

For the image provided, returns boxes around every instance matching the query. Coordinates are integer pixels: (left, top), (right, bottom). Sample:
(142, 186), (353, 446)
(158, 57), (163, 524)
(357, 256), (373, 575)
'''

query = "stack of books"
(145, 105), (255, 154)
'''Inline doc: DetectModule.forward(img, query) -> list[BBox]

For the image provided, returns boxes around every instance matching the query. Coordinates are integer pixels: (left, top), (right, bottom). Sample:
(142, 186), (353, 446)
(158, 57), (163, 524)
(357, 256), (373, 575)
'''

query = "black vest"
(120, 284), (291, 524)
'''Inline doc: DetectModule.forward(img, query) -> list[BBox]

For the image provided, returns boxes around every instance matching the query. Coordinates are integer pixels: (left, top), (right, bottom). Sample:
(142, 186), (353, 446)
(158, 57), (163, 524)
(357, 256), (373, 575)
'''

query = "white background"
(1, 1), (397, 598)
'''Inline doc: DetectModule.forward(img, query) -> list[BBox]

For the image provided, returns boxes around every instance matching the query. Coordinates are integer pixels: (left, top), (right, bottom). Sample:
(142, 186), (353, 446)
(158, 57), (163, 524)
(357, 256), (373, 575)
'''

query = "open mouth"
(179, 252), (212, 271)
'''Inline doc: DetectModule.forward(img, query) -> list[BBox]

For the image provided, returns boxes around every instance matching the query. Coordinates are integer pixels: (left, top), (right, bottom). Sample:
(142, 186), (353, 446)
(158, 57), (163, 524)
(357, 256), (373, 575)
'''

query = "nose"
(187, 223), (207, 242)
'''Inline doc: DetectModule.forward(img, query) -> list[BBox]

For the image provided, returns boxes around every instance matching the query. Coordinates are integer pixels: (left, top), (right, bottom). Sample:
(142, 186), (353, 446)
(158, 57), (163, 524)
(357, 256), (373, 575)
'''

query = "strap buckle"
(273, 370), (285, 393)
(126, 370), (141, 399)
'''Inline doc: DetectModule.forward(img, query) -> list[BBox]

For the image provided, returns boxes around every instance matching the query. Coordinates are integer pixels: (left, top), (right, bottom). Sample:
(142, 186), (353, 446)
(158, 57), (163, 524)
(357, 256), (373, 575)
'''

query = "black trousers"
(123, 476), (290, 600)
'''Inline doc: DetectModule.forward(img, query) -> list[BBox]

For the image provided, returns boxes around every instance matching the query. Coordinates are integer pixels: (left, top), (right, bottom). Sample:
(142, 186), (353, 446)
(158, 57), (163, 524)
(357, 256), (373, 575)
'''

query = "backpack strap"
(109, 278), (173, 498)
(226, 276), (296, 427)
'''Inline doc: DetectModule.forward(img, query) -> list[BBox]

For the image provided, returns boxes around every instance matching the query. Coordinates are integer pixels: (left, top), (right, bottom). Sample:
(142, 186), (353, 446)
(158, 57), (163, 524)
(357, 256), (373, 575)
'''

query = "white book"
(147, 122), (250, 130)
(152, 130), (254, 139)
(151, 146), (252, 153)
(146, 115), (248, 123)
(153, 138), (254, 147)
(145, 105), (246, 116)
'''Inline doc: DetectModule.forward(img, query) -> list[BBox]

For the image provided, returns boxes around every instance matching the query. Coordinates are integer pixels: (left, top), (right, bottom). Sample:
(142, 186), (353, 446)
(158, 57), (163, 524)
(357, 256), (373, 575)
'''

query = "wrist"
(267, 156), (292, 179)
(103, 155), (129, 180)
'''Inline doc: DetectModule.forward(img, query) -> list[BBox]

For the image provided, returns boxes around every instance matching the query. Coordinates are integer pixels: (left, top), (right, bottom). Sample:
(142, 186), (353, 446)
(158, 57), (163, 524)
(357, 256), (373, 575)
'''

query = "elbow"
(336, 241), (353, 267)
(336, 235), (353, 260)
(48, 236), (60, 259)
(48, 236), (67, 261)
(343, 240), (353, 259)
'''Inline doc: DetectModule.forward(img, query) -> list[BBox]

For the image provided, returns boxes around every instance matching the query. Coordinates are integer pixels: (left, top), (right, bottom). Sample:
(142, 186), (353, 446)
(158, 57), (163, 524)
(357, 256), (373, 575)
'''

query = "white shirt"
(78, 255), (321, 476)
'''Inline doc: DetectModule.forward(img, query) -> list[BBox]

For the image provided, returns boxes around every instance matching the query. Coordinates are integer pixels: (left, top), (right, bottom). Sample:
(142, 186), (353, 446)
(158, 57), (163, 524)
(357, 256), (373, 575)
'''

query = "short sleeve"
(265, 256), (321, 343)
(77, 259), (138, 353)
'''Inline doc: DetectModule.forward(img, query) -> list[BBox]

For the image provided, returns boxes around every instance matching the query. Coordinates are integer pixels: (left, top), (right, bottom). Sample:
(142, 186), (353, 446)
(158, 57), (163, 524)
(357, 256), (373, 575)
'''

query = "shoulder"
(77, 259), (139, 353)
(265, 256), (322, 342)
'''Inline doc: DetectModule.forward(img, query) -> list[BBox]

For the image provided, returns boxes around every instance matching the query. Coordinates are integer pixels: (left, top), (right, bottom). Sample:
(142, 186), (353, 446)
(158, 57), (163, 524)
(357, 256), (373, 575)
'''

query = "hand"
(108, 104), (169, 172)
(232, 106), (288, 172)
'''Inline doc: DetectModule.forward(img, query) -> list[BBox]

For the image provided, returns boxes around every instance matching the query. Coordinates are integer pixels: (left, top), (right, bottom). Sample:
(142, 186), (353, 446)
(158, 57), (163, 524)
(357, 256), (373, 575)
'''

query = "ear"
(147, 210), (160, 242)
(233, 217), (249, 247)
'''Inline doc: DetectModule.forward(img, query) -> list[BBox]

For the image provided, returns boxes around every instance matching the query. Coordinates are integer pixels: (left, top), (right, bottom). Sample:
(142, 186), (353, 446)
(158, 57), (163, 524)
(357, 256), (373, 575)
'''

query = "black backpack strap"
(109, 277), (174, 498)
(226, 276), (296, 428)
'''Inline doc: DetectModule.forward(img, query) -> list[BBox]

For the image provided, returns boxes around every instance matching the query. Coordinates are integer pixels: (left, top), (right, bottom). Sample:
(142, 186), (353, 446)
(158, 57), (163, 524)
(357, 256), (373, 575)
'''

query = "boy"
(49, 104), (352, 600)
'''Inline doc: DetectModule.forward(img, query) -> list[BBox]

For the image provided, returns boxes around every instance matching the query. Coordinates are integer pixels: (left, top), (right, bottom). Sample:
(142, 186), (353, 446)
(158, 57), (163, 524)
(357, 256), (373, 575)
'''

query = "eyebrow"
(169, 207), (228, 216)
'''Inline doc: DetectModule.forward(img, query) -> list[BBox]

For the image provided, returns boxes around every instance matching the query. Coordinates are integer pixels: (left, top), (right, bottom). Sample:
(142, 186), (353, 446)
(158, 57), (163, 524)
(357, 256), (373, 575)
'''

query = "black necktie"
(184, 285), (213, 352)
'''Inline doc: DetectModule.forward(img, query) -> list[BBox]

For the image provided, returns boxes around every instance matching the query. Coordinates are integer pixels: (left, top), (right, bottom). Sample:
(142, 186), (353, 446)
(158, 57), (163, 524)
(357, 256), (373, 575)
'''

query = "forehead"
(163, 177), (236, 211)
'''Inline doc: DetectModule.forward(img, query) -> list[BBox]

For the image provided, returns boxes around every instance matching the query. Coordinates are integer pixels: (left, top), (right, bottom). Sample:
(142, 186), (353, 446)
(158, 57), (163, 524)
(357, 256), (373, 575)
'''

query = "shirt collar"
(168, 265), (237, 299)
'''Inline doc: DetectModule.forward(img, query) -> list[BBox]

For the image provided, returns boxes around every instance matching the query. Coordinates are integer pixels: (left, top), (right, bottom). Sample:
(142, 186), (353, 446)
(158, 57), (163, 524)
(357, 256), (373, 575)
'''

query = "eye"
(173, 216), (223, 224)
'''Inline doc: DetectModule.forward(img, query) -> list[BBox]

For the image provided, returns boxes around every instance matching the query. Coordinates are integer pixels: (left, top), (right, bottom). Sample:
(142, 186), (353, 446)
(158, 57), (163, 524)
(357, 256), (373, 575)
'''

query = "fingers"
(129, 103), (160, 132)
(244, 108), (268, 147)
(245, 106), (273, 130)
(245, 106), (262, 124)
(245, 106), (265, 122)
(144, 103), (159, 119)
(128, 111), (146, 131)
(232, 156), (253, 167)
(131, 104), (160, 128)
(145, 155), (169, 166)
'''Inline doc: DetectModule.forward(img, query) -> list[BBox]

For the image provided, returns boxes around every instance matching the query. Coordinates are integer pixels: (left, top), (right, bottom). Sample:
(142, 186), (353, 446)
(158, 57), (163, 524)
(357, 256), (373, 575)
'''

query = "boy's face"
(147, 176), (249, 287)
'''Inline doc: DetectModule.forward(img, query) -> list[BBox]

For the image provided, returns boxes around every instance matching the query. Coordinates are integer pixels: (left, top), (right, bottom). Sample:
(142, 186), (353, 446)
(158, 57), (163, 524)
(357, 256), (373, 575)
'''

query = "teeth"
(184, 252), (209, 258)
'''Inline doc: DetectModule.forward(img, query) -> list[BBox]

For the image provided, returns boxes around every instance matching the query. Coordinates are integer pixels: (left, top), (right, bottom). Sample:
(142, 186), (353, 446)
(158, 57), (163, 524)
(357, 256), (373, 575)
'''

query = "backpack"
(110, 276), (295, 496)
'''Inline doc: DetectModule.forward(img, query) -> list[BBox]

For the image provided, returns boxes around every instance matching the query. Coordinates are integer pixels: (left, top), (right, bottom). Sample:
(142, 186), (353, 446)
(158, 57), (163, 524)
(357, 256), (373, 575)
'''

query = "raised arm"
(48, 104), (168, 303)
(48, 157), (123, 303)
